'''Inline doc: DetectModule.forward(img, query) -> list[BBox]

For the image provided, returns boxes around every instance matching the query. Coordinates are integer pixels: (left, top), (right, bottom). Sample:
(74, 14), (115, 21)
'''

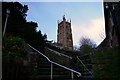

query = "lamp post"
(3, 9), (10, 37)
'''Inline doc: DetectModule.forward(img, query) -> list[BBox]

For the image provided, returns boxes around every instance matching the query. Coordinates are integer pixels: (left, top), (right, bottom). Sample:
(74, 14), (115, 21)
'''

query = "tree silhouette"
(79, 37), (96, 53)
(2, 2), (47, 52)
(2, 2), (28, 35)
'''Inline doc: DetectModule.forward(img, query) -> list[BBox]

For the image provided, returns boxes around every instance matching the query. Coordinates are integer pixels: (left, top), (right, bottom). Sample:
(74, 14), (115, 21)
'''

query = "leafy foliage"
(92, 47), (120, 79)
(3, 36), (27, 59)
(2, 2), (48, 79)
(2, 2), (47, 52)
(2, 36), (29, 79)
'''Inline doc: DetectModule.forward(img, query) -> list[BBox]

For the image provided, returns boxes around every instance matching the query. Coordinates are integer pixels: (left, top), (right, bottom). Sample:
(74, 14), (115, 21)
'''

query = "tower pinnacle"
(63, 15), (66, 21)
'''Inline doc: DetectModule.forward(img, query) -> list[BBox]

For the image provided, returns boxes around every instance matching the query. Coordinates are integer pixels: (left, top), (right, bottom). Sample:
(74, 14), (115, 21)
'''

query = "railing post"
(71, 72), (74, 80)
(51, 63), (53, 80)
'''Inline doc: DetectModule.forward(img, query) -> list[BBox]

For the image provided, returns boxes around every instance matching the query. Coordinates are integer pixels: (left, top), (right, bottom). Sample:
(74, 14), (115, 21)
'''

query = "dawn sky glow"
(21, 2), (105, 47)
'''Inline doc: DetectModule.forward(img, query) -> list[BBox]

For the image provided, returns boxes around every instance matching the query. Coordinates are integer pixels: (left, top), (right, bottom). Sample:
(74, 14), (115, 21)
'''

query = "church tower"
(57, 15), (73, 50)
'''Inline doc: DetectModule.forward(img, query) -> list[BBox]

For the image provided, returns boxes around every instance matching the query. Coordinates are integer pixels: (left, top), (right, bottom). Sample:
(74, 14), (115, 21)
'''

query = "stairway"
(28, 44), (81, 80)
(46, 43), (93, 79)
(33, 53), (82, 80)
(38, 55), (70, 80)
(77, 53), (93, 80)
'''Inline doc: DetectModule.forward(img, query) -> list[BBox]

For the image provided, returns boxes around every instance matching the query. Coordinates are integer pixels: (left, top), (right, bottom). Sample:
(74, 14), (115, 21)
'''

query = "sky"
(21, 2), (105, 47)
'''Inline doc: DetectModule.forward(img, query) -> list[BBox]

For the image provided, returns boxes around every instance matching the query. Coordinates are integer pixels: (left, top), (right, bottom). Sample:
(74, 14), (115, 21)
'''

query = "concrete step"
(82, 76), (93, 79)
(33, 74), (70, 78)
(38, 64), (51, 67)
(82, 72), (92, 76)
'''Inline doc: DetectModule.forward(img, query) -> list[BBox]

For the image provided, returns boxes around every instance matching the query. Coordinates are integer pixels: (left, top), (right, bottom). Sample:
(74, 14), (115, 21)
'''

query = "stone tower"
(57, 15), (73, 50)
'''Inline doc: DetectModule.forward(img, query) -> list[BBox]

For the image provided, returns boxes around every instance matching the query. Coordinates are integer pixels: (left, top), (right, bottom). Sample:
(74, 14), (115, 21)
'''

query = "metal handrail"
(28, 44), (81, 76)
(46, 47), (72, 59)
(77, 56), (93, 75)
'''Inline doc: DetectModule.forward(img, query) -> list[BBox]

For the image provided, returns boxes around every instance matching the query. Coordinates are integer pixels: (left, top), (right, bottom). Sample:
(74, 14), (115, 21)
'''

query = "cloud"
(72, 18), (105, 46)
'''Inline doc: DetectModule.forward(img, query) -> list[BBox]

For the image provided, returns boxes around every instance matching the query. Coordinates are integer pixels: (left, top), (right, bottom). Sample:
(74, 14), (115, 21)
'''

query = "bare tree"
(79, 37), (96, 53)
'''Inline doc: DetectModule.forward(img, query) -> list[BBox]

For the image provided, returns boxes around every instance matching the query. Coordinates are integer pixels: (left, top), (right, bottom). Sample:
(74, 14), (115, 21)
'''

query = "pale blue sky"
(21, 2), (105, 46)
